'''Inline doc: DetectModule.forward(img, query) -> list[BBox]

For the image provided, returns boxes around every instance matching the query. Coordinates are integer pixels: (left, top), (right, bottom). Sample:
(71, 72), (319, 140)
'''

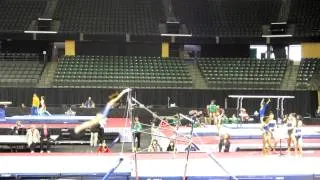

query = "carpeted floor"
(0, 133), (152, 153)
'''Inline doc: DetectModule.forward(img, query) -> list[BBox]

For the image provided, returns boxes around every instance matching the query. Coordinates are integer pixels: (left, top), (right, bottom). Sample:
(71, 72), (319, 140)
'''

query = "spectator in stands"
(26, 125), (40, 153)
(11, 121), (25, 135)
(166, 140), (177, 152)
(97, 140), (112, 153)
(31, 93), (40, 115)
(85, 97), (95, 108)
(218, 134), (231, 152)
(148, 139), (162, 152)
(40, 124), (51, 153)
(132, 116), (142, 152)
(315, 106), (320, 118)
(38, 96), (51, 116)
(90, 123), (101, 147)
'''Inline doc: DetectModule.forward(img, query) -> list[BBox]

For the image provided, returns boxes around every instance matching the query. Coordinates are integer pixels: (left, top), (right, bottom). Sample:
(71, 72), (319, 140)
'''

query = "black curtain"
(1, 40), (52, 59)
(76, 42), (161, 56)
(0, 88), (317, 116)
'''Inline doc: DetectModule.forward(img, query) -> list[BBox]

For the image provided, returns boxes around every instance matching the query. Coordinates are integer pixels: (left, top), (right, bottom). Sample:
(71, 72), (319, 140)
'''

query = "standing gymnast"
(259, 98), (270, 123)
(261, 114), (272, 154)
(267, 112), (278, 152)
(294, 120), (303, 156)
(286, 113), (297, 152)
(74, 88), (131, 134)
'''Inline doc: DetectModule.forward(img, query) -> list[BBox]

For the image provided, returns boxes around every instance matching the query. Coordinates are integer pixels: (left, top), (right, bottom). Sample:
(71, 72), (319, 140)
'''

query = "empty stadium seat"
(0, 58), (44, 87)
(53, 56), (193, 88)
(288, 0), (320, 37)
(198, 58), (288, 89)
(296, 58), (320, 89)
(53, 0), (164, 35)
(172, 0), (281, 37)
(0, 0), (46, 32)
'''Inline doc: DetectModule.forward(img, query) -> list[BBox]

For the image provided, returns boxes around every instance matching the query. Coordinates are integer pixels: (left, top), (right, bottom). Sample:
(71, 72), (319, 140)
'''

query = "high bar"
(228, 95), (295, 99)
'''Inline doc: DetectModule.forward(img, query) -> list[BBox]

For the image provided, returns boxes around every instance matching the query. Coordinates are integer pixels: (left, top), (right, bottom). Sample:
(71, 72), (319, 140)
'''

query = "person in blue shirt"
(259, 98), (271, 123)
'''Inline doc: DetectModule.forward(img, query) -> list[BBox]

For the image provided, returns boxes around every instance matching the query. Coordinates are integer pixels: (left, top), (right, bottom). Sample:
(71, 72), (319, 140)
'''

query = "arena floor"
(0, 151), (320, 180)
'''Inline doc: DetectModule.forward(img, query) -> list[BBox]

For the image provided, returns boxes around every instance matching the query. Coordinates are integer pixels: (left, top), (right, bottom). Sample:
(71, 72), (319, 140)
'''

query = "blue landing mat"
(1, 115), (95, 124)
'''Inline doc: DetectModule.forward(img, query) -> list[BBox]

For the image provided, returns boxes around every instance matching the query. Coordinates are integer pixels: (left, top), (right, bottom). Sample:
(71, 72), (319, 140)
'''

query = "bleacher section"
(198, 58), (288, 89)
(288, 0), (320, 37)
(173, 0), (281, 37)
(0, 53), (40, 61)
(0, 0), (318, 37)
(53, 56), (192, 88)
(0, 61), (44, 87)
(0, 0), (46, 32)
(296, 58), (320, 89)
(53, 0), (164, 34)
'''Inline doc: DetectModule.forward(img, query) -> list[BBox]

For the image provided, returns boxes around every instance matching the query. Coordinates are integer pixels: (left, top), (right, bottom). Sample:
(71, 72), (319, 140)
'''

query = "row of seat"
(0, 61), (43, 87)
(54, 56), (192, 88)
(296, 58), (320, 89)
(0, 0), (46, 31)
(0, 0), (318, 37)
(0, 53), (40, 61)
(198, 58), (288, 89)
(53, 0), (163, 34)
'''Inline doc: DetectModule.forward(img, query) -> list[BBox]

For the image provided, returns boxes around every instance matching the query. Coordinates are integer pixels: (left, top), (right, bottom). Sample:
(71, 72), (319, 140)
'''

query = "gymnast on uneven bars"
(74, 88), (132, 134)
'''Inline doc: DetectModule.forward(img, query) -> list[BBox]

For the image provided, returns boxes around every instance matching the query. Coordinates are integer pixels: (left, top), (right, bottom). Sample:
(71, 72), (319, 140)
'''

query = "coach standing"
(31, 93), (40, 115)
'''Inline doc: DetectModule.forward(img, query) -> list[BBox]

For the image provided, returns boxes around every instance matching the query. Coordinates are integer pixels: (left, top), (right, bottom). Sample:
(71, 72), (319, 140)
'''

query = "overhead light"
(161, 33), (192, 37)
(271, 22), (287, 25)
(262, 34), (292, 38)
(166, 21), (180, 24)
(38, 18), (52, 21)
(24, 30), (57, 34)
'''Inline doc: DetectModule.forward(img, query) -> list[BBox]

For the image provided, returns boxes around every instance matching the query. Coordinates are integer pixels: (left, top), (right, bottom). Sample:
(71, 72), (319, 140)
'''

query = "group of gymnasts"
(261, 110), (303, 156)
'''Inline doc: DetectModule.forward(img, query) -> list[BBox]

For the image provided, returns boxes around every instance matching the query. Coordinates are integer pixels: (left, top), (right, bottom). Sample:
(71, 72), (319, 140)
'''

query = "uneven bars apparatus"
(228, 95), (295, 118)
(132, 97), (198, 179)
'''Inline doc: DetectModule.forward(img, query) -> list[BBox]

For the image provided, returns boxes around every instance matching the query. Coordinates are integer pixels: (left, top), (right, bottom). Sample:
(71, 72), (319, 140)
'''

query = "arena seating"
(0, 61), (44, 87)
(172, 0), (281, 37)
(53, 56), (192, 88)
(0, 53), (40, 61)
(0, 53), (43, 87)
(0, 0), (46, 32)
(53, 0), (164, 34)
(288, 0), (320, 37)
(198, 58), (288, 89)
(0, 0), (318, 37)
(296, 58), (320, 89)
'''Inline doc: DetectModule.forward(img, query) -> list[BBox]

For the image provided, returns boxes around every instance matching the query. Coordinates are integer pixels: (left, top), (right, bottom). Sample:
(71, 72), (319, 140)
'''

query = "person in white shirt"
(26, 125), (40, 153)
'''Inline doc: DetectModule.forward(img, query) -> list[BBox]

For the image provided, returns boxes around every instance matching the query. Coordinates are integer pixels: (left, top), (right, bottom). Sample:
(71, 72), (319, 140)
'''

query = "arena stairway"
(280, 62), (300, 90)
(38, 61), (58, 87)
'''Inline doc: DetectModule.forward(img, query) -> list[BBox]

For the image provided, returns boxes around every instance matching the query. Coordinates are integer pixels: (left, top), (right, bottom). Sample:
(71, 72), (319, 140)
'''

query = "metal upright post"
(128, 91), (139, 180)
(281, 98), (285, 117)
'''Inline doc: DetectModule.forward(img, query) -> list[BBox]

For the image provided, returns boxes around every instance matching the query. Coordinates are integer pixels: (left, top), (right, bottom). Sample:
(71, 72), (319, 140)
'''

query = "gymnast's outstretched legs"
(74, 88), (131, 134)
